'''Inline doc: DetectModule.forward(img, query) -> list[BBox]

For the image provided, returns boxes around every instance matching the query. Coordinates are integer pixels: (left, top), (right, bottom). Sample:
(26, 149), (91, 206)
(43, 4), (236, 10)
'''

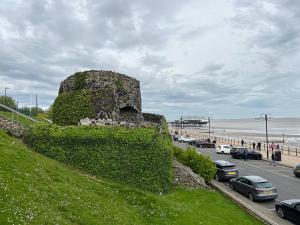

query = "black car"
(214, 160), (239, 181)
(194, 140), (215, 148)
(229, 176), (278, 201)
(231, 147), (262, 160)
(294, 164), (300, 178)
(275, 199), (300, 225)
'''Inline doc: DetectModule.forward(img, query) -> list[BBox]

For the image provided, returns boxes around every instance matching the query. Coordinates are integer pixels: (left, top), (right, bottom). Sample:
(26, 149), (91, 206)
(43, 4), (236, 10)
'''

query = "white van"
(216, 144), (232, 154)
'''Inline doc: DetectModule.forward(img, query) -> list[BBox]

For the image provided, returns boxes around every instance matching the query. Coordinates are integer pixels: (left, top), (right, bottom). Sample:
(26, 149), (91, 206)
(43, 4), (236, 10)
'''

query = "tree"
(45, 104), (53, 120)
(0, 96), (17, 109)
(19, 106), (44, 116)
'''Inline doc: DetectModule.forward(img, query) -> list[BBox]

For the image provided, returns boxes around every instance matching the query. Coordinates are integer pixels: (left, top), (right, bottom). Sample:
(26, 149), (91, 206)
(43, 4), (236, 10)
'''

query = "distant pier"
(169, 116), (208, 127)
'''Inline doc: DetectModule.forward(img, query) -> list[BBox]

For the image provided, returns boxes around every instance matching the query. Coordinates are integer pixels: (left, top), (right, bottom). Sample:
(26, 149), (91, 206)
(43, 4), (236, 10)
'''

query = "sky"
(1, 0), (300, 120)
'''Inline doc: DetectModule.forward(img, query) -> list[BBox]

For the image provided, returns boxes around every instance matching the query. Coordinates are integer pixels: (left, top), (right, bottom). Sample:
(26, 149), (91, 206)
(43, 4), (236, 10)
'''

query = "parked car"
(214, 160), (239, 181)
(275, 199), (300, 225)
(231, 148), (262, 160)
(194, 140), (215, 148)
(294, 164), (300, 178)
(216, 144), (232, 154)
(229, 176), (278, 201)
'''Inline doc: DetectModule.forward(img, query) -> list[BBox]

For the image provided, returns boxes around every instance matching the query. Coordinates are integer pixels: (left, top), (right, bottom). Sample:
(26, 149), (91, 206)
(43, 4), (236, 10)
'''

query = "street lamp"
(4, 87), (9, 107)
(261, 113), (272, 159)
(208, 116), (211, 140)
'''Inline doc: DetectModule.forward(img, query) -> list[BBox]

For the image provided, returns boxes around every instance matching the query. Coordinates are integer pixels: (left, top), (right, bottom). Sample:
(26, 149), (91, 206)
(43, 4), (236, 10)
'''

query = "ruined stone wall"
(0, 116), (25, 137)
(54, 70), (143, 125)
(173, 160), (207, 188)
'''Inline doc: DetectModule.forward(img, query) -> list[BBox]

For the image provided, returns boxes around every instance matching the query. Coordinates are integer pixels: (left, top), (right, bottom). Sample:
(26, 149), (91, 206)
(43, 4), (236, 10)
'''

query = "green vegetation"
(0, 130), (263, 225)
(0, 96), (16, 109)
(0, 111), (36, 126)
(0, 111), (51, 127)
(173, 146), (217, 182)
(142, 112), (166, 123)
(73, 71), (87, 90)
(24, 125), (173, 193)
(52, 90), (95, 125)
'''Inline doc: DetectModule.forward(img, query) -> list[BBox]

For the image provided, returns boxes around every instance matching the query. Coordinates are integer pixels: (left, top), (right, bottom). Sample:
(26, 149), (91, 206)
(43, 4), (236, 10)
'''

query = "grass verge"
(0, 130), (263, 225)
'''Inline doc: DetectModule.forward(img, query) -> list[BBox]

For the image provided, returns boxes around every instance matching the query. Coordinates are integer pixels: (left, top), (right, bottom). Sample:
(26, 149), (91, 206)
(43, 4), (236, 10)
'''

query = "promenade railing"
(173, 129), (299, 158)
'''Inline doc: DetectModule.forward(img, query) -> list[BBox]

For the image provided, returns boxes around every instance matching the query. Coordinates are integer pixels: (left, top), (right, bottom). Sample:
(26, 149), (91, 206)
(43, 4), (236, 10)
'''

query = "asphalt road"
(174, 141), (300, 213)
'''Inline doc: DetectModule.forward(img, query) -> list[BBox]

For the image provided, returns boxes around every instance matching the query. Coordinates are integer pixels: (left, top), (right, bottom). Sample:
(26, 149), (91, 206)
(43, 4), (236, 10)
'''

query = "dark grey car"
(214, 160), (239, 181)
(294, 164), (300, 178)
(229, 176), (278, 201)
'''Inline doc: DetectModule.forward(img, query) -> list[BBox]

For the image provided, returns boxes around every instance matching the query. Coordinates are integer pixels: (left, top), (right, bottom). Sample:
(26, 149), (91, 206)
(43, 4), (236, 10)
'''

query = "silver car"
(229, 175), (278, 201)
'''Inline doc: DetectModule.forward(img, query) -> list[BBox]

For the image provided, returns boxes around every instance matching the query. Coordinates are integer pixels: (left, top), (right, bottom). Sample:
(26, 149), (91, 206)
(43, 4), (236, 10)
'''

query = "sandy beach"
(171, 118), (300, 149)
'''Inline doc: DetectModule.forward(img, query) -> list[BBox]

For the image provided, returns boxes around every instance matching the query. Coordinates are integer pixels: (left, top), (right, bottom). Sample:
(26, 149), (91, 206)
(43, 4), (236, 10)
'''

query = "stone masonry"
(59, 70), (143, 124)
(0, 116), (25, 137)
(173, 160), (208, 188)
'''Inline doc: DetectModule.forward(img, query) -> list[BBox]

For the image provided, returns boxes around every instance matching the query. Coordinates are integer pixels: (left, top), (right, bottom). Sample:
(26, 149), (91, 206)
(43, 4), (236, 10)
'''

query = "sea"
(187, 118), (300, 148)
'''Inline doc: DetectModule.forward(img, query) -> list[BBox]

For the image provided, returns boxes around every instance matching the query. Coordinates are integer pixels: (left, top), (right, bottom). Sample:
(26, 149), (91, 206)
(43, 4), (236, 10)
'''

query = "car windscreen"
(222, 146), (231, 148)
(255, 181), (273, 188)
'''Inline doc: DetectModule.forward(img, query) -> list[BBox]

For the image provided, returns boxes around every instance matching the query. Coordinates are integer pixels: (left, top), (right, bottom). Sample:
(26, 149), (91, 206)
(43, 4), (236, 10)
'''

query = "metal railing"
(173, 129), (300, 157)
(0, 103), (39, 123)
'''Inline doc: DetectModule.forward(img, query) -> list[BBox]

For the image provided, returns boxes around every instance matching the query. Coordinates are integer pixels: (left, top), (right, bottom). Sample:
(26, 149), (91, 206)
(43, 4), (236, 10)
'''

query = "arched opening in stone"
(119, 106), (138, 122)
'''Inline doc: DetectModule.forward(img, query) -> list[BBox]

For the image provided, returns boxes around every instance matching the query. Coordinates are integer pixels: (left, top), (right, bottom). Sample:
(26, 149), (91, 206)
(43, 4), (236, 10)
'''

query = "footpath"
(216, 138), (300, 168)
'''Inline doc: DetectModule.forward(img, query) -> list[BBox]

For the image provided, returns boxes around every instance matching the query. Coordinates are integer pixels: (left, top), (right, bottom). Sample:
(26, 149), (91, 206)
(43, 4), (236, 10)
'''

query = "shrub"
(24, 125), (173, 193)
(173, 146), (216, 182)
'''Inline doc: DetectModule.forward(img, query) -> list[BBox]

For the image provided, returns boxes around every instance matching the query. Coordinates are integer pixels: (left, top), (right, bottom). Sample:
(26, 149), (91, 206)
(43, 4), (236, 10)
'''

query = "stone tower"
(53, 70), (143, 125)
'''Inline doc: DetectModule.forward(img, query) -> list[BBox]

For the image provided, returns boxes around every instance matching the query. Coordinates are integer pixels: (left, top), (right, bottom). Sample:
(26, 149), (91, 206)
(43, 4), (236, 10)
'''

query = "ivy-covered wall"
(24, 125), (174, 193)
(52, 90), (95, 126)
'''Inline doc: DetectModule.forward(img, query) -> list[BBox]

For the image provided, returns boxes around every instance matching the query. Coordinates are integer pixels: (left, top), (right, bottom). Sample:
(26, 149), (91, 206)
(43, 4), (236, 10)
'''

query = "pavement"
(174, 141), (300, 225)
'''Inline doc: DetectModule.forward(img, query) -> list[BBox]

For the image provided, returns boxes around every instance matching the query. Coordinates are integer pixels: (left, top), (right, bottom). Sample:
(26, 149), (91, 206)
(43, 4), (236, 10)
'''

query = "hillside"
(0, 111), (51, 127)
(0, 131), (263, 225)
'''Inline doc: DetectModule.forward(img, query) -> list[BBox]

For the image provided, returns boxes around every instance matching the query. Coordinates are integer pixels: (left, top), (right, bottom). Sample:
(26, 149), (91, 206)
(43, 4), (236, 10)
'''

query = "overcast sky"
(1, 0), (300, 120)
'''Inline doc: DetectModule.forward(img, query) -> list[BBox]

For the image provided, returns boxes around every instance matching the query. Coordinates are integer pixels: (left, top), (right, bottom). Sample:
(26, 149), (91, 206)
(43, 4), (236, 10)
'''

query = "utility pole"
(208, 116), (211, 140)
(261, 114), (271, 159)
(35, 93), (38, 116)
(180, 116), (183, 135)
(4, 87), (9, 108)
(16, 101), (19, 122)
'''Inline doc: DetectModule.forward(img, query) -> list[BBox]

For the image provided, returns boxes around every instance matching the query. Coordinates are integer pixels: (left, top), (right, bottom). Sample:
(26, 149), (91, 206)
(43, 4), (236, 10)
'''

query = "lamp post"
(208, 116), (211, 140)
(180, 116), (183, 135)
(4, 87), (9, 107)
(261, 113), (271, 159)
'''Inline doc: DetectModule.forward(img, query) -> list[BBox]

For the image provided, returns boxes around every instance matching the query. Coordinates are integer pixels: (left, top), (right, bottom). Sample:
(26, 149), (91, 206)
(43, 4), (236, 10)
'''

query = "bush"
(173, 146), (216, 182)
(24, 125), (173, 193)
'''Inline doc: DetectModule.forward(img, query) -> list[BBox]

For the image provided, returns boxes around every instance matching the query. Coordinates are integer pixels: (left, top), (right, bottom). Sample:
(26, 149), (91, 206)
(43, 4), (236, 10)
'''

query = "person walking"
(270, 151), (277, 166)
(257, 142), (261, 151)
(241, 139), (245, 147)
(271, 142), (275, 151)
(252, 142), (256, 150)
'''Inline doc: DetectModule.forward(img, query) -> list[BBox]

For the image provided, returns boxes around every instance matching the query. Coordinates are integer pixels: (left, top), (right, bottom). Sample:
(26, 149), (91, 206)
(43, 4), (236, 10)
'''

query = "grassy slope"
(0, 131), (263, 225)
(0, 111), (50, 127)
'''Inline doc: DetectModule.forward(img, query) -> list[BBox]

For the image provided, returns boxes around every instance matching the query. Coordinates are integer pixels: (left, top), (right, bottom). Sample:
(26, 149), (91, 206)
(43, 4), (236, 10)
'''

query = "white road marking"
(240, 161), (299, 182)
(268, 208), (275, 211)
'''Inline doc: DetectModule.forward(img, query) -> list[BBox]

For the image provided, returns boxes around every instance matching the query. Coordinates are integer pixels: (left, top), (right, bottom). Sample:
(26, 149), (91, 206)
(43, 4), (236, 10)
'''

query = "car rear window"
(222, 165), (236, 169)
(255, 181), (273, 188)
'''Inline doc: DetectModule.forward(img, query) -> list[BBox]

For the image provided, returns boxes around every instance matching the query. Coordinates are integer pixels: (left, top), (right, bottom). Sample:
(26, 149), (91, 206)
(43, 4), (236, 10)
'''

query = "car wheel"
(221, 151), (224, 154)
(215, 174), (220, 182)
(248, 193), (255, 202)
(229, 183), (234, 189)
(276, 207), (286, 219)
